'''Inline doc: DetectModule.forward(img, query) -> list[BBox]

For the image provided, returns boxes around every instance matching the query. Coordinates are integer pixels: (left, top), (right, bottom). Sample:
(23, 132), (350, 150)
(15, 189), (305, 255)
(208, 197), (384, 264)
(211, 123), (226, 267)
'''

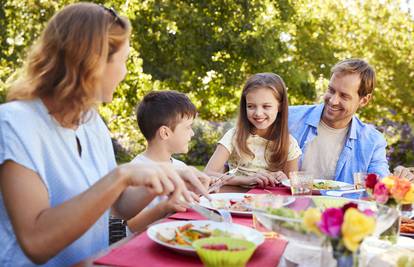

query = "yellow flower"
(341, 209), (375, 252)
(382, 176), (396, 190)
(303, 208), (321, 235)
(402, 185), (414, 204)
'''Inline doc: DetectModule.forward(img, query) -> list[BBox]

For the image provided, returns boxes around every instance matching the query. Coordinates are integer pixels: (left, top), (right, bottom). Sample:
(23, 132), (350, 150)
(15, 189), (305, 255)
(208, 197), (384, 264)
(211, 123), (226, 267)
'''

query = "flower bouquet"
(365, 174), (414, 243)
(251, 195), (398, 267)
(303, 202), (376, 267)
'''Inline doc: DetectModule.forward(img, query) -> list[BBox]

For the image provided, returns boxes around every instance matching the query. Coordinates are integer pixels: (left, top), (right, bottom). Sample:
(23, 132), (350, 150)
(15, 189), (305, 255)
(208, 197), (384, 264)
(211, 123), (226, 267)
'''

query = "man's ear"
(359, 93), (372, 108)
(158, 126), (171, 140)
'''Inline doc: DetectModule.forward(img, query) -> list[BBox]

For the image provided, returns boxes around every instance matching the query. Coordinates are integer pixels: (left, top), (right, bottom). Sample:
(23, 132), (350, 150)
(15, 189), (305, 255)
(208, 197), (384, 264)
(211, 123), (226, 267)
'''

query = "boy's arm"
(126, 201), (171, 234)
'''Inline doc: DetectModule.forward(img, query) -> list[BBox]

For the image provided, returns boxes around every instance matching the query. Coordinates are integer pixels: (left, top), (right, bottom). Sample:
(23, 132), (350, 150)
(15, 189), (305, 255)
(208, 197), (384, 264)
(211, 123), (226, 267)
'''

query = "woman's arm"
(0, 160), (188, 264)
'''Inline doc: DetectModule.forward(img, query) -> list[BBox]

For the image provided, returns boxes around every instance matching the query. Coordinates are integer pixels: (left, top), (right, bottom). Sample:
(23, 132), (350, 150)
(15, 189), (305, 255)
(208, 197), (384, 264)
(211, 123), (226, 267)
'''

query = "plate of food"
(147, 220), (264, 253)
(401, 217), (414, 238)
(198, 193), (254, 216)
(281, 179), (354, 192)
(199, 193), (295, 216)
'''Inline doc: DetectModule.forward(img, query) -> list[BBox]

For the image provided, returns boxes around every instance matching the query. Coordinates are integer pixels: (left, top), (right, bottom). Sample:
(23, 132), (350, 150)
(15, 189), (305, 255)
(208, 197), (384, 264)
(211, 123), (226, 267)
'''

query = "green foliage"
(175, 119), (233, 166)
(1, 0), (413, 166)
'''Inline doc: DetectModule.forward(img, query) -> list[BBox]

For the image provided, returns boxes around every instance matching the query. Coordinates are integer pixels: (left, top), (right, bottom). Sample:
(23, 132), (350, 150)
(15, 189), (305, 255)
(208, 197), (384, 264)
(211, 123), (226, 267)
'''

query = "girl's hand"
(233, 172), (271, 188)
(268, 171), (288, 185)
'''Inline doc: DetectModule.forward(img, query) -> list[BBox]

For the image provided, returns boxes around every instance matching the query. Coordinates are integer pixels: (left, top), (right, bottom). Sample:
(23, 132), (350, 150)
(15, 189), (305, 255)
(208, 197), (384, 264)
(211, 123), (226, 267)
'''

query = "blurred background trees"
(1, 0), (413, 168)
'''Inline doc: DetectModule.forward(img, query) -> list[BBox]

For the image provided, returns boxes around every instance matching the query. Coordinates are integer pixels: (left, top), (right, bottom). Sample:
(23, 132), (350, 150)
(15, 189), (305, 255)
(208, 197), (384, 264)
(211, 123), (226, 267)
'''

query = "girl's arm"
(0, 160), (188, 264)
(204, 144), (230, 174)
(284, 157), (299, 178)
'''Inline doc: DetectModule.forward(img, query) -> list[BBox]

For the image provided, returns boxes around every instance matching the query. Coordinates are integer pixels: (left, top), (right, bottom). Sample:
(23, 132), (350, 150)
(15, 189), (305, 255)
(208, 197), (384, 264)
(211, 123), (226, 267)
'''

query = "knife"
(187, 202), (225, 222)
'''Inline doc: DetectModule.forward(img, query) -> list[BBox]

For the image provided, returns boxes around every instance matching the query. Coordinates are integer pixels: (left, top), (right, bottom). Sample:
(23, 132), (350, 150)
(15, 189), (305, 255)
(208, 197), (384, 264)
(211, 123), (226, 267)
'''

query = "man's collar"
(306, 103), (358, 140)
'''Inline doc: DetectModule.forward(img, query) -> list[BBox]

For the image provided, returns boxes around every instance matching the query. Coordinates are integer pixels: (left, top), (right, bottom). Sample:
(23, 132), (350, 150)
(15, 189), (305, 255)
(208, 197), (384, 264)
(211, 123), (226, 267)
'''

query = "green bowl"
(192, 237), (257, 267)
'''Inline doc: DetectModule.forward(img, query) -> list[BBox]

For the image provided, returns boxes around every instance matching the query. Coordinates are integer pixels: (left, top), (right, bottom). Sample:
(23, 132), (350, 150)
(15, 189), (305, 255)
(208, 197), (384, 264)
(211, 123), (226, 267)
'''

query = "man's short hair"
(331, 58), (376, 97)
(136, 90), (197, 141)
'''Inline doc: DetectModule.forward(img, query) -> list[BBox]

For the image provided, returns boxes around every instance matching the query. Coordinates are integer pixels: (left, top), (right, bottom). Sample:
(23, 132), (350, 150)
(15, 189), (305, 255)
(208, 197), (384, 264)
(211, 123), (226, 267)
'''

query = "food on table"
(400, 217), (414, 234)
(313, 181), (341, 190)
(156, 223), (244, 247)
(201, 244), (246, 251)
(211, 195), (253, 212)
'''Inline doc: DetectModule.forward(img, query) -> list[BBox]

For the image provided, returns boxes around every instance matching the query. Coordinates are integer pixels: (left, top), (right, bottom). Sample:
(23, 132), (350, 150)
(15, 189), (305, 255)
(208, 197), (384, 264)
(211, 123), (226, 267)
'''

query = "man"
(289, 58), (413, 184)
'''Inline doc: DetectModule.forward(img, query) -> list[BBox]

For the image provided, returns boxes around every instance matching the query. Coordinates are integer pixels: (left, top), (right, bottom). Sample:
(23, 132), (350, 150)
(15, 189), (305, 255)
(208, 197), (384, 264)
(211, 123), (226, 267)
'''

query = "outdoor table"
(73, 185), (292, 267)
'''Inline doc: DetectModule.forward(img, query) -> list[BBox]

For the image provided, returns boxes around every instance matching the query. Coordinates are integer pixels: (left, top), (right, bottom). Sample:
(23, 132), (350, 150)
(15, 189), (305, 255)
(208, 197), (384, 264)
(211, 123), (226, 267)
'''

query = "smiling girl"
(205, 73), (301, 188)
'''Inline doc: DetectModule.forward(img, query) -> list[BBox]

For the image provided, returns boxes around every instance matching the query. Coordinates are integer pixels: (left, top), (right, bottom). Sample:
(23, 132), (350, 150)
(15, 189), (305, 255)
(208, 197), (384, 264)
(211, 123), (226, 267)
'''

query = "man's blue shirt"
(288, 104), (390, 184)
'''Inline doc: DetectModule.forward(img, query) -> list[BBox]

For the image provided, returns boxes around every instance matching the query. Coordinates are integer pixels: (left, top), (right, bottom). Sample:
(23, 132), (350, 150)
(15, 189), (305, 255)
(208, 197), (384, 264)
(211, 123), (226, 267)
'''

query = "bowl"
(251, 195), (399, 246)
(193, 237), (257, 267)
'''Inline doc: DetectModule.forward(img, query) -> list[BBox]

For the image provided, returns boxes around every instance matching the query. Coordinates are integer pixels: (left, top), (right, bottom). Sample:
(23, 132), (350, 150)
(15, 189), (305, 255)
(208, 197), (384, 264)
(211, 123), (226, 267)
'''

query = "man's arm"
(367, 135), (390, 178)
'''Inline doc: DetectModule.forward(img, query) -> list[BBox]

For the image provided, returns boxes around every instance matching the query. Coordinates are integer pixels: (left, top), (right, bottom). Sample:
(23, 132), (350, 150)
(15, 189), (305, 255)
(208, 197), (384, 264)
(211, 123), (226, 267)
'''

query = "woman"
(0, 3), (208, 266)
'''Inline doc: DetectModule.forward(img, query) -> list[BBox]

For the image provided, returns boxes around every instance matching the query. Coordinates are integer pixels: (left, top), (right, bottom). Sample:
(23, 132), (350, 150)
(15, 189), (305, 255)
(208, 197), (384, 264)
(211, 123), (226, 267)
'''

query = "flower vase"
(379, 204), (401, 244)
(325, 240), (358, 267)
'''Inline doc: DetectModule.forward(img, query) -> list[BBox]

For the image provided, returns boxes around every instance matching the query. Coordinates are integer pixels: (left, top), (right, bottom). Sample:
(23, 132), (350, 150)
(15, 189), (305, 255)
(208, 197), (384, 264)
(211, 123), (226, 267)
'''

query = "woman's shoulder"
(0, 99), (42, 124)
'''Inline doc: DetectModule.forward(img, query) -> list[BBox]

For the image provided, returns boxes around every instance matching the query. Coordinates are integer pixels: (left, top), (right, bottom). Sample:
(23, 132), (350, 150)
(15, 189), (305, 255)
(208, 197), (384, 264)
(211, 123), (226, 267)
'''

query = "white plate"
(146, 220), (265, 254)
(199, 193), (295, 216)
(199, 193), (255, 216)
(400, 232), (414, 238)
(281, 179), (354, 192)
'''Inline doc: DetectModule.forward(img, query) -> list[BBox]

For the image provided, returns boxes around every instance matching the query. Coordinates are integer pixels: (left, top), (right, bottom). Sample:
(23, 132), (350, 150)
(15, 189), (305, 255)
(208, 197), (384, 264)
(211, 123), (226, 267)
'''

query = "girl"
(205, 73), (301, 188)
(0, 3), (208, 266)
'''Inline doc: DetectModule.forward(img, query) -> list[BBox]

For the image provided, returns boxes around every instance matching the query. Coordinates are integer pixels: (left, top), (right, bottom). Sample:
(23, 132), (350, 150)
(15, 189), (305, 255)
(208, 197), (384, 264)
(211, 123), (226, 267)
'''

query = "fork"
(208, 165), (240, 193)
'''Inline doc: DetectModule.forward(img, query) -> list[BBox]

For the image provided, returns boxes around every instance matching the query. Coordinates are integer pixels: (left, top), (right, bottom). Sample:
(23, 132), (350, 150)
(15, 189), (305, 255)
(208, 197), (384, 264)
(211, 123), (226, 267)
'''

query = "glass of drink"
(251, 194), (281, 239)
(289, 171), (313, 196)
(353, 172), (367, 189)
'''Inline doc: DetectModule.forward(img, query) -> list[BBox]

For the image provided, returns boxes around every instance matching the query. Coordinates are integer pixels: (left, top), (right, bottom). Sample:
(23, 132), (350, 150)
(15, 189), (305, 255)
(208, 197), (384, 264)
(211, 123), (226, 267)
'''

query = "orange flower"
(390, 177), (412, 202)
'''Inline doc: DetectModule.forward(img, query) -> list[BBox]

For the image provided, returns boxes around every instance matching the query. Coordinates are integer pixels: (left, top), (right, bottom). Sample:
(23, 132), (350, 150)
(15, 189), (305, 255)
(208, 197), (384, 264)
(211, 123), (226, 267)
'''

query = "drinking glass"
(289, 171), (313, 196)
(353, 172), (367, 189)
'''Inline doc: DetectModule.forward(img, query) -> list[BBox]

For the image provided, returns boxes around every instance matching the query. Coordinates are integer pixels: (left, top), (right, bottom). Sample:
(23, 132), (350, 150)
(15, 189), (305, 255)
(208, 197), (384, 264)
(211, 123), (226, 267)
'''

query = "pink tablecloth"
(94, 229), (287, 267)
(94, 187), (291, 267)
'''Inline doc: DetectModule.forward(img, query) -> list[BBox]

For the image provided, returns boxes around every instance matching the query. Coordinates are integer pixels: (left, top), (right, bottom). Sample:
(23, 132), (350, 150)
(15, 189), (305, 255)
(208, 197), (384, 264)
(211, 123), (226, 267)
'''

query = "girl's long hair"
(235, 73), (289, 171)
(7, 3), (131, 127)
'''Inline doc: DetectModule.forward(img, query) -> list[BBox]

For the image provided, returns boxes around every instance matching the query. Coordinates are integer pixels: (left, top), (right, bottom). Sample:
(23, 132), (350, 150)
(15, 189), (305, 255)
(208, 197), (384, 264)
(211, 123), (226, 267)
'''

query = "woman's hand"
(175, 165), (211, 199)
(164, 191), (200, 214)
(121, 162), (194, 202)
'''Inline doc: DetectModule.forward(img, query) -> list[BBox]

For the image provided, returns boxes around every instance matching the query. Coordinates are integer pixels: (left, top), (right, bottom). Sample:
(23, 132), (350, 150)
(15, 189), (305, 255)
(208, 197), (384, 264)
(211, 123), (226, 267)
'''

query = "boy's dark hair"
(136, 90), (197, 141)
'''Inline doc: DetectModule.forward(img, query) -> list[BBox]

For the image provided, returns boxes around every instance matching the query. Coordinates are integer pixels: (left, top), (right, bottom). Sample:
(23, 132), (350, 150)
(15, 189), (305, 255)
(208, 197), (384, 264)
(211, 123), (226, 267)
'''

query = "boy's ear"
(158, 125), (171, 140)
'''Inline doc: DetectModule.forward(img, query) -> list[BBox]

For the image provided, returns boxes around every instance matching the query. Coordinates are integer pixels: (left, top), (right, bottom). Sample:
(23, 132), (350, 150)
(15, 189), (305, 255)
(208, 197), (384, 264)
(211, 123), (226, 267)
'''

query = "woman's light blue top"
(0, 99), (117, 266)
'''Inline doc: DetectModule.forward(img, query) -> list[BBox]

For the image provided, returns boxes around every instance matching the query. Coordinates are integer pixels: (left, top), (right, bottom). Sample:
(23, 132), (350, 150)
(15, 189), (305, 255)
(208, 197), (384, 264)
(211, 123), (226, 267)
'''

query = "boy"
(127, 90), (205, 233)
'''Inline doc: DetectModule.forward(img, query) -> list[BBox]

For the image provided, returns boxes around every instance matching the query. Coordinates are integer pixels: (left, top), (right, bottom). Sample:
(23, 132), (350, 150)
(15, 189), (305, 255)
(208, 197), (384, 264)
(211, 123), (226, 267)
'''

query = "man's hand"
(393, 166), (414, 182)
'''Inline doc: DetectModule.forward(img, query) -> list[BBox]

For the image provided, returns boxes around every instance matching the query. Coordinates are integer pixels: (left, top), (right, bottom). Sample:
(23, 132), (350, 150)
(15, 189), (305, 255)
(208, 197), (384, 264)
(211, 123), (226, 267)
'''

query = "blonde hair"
(331, 58), (376, 97)
(234, 73), (289, 172)
(7, 2), (131, 127)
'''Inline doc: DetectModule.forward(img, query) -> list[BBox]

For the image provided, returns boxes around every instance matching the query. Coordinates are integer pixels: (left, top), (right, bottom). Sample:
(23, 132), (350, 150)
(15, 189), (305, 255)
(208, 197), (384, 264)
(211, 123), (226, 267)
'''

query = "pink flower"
(373, 182), (389, 204)
(363, 209), (375, 216)
(365, 173), (379, 190)
(318, 208), (344, 238)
